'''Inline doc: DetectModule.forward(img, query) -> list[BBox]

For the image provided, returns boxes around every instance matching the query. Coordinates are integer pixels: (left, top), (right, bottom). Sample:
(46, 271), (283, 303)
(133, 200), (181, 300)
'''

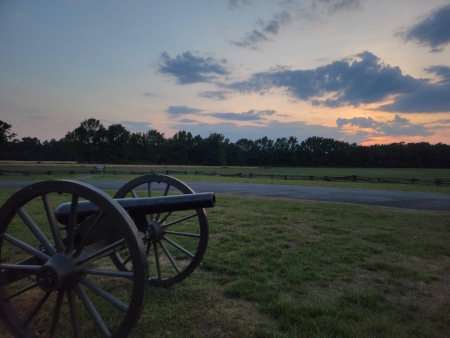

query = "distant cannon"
(0, 175), (215, 337)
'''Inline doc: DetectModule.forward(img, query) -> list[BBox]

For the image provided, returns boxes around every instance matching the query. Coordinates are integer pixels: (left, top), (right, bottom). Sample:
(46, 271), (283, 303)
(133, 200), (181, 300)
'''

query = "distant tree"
(299, 136), (356, 166)
(64, 118), (106, 162)
(234, 138), (255, 165)
(105, 124), (130, 163)
(167, 130), (193, 164)
(145, 130), (167, 163)
(42, 138), (75, 161)
(9, 137), (43, 160)
(0, 120), (16, 150)
(202, 133), (229, 165)
(2, 118), (450, 167)
(128, 129), (167, 164)
(189, 134), (204, 165)
(254, 136), (274, 165)
(435, 143), (450, 167)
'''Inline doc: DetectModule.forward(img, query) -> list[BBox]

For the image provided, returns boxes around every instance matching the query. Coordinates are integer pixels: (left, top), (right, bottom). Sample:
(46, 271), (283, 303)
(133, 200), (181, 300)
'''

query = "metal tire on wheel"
(0, 180), (148, 338)
(112, 174), (209, 287)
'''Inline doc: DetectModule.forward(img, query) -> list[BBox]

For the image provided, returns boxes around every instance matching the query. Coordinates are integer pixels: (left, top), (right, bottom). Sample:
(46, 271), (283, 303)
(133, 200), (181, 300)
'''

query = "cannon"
(0, 175), (215, 337)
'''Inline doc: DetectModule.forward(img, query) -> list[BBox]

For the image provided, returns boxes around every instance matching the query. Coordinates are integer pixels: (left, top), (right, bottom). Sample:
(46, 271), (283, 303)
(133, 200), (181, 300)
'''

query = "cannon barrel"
(55, 192), (216, 225)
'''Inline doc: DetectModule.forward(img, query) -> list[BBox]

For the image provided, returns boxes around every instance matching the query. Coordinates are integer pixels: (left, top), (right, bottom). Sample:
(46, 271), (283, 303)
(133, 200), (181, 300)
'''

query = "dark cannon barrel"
(55, 192), (216, 225)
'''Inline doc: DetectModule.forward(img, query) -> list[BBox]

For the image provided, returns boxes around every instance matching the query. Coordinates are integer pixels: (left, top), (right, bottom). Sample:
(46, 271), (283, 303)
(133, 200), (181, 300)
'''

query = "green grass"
(0, 181), (449, 337)
(135, 195), (450, 338)
(1, 163), (449, 193)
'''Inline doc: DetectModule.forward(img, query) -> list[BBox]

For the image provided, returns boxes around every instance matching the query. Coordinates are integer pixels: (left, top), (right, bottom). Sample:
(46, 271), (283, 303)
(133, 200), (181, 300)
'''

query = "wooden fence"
(0, 169), (448, 186)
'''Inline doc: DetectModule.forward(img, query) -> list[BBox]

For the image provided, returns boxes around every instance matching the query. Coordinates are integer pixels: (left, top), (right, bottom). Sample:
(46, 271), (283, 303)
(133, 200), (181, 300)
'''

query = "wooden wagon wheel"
(112, 175), (209, 287)
(0, 180), (148, 338)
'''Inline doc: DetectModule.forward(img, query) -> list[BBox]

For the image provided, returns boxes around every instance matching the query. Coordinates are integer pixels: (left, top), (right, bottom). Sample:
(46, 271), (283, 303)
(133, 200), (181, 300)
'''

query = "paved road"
(1, 180), (449, 211)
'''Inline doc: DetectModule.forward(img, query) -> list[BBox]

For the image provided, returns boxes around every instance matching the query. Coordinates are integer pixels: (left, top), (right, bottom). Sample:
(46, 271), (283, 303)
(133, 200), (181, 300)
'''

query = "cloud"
(227, 51), (450, 113)
(198, 91), (230, 100)
(143, 92), (157, 97)
(314, 0), (361, 14)
(165, 109), (433, 144)
(167, 106), (203, 115)
(230, 1), (360, 49)
(231, 10), (292, 50)
(261, 11), (292, 34)
(229, 51), (428, 108)
(431, 119), (450, 125)
(377, 82), (450, 113)
(378, 65), (450, 113)
(402, 4), (450, 52)
(231, 29), (272, 50)
(170, 119), (360, 143)
(207, 109), (276, 121)
(425, 65), (450, 83)
(336, 116), (375, 128)
(336, 115), (433, 137)
(158, 51), (230, 84)
(228, 0), (255, 10)
(27, 115), (47, 121)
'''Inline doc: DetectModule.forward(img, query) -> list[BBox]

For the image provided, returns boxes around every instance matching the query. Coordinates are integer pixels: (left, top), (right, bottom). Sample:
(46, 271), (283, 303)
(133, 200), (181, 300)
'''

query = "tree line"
(1, 119), (449, 168)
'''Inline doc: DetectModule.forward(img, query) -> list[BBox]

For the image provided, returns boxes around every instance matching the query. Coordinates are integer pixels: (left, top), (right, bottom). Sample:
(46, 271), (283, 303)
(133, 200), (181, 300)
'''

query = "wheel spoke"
(145, 241), (152, 256)
(49, 290), (65, 337)
(77, 238), (126, 265)
(159, 211), (172, 223)
(158, 241), (180, 274)
(23, 291), (51, 328)
(67, 288), (82, 338)
(65, 194), (79, 253)
(153, 244), (162, 280)
(81, 268), (134, 279)
(75, 284), (110, 337)
(42, 194), (65, 253)
(162, 237), (195, 259)
(0, 264), (40, 272)
(3, 282), (37, 301)
(16, 208), (57, 255)
(80, 276), (128, 313)
(121, 252), (132, 266)
(163, 183), (171, 196)
(163, 212), (197, 228)
(148, 182), (155, 219)
(157, 184), (172, 219)
(72, 210), (105, 258)
(0, 232), (49, 261)
(130, 189), (138, 198)
(164, 230), (200, 238)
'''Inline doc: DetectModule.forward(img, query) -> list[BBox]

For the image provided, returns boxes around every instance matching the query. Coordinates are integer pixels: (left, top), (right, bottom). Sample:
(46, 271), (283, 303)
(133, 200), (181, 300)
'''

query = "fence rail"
(0, 169), (449, 186)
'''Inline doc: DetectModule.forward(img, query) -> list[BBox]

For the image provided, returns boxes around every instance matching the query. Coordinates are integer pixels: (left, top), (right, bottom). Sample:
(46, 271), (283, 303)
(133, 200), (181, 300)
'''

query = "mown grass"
(1, 163), (450, 193)
(1, 186), (448, 337)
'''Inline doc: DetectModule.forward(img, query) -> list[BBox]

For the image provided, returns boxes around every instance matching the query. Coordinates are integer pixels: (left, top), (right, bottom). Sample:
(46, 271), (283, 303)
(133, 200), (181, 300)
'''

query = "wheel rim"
(112, 175), (209, 287)
(0, 180), (148, 338)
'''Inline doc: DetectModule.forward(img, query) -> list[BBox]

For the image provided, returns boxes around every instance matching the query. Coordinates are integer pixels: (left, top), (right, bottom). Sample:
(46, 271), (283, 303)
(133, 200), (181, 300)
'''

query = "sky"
(1, 0), (450, 146)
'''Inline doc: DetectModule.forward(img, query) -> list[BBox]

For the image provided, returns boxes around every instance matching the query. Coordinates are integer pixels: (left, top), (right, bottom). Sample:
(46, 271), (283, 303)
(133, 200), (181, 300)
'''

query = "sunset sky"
(1, 0), (449, 145)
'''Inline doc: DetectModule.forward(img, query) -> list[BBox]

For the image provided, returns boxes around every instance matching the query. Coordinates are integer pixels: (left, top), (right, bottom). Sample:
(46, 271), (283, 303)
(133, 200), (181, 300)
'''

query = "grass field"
(1, 162), (450, 193)
(0, 172), (449, 337)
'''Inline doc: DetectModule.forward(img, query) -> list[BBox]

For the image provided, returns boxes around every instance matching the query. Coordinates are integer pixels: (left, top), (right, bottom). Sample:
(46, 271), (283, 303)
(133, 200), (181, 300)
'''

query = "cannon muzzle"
(55, 192), (216, 225)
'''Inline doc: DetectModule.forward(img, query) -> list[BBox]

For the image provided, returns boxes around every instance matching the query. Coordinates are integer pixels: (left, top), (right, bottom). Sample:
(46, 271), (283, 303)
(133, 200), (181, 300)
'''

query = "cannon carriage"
(0, 175), (215, 337)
